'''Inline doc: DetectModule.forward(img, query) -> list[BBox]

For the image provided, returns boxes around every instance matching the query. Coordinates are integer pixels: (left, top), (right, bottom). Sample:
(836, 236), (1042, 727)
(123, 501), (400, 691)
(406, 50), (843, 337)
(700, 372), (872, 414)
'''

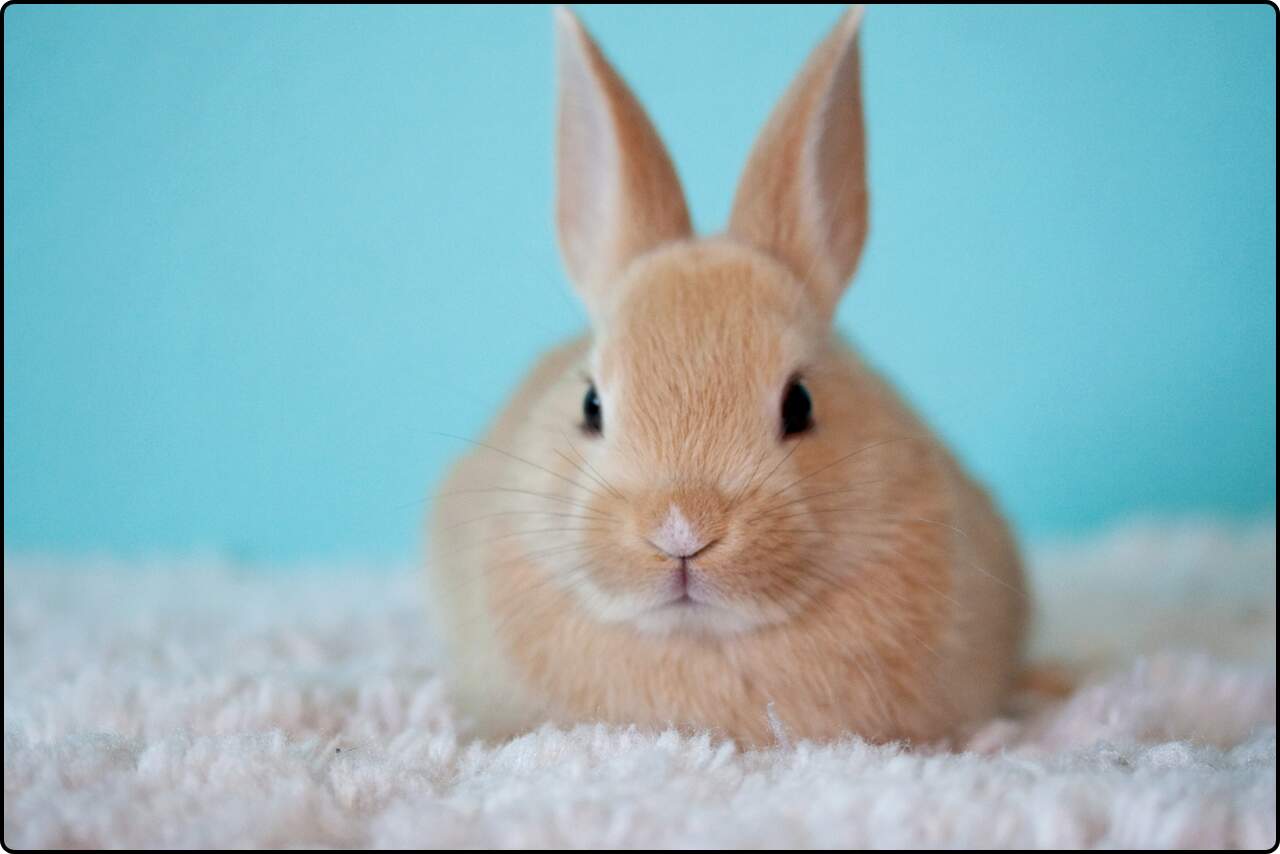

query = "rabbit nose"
(646, 503), (719, 559)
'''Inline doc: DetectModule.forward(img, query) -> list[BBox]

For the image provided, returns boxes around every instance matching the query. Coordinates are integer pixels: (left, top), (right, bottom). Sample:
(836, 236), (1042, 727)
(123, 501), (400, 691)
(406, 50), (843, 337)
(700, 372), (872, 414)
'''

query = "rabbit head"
(541, 6), (916, 636)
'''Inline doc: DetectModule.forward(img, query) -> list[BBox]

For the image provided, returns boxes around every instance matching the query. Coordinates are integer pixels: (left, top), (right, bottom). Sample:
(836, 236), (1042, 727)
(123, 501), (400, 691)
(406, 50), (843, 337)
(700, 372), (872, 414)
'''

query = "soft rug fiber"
(4, 518), (1276, 849)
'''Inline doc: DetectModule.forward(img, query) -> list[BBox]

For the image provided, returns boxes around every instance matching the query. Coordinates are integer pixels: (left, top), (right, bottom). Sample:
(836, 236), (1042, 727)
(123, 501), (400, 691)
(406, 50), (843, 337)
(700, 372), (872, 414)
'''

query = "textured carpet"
(3, 518), (1275, 848)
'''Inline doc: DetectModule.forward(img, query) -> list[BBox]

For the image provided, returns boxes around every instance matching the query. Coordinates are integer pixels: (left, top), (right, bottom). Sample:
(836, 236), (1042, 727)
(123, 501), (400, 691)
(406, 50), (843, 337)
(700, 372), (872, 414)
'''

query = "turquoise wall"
(4, 5), (1275, 559)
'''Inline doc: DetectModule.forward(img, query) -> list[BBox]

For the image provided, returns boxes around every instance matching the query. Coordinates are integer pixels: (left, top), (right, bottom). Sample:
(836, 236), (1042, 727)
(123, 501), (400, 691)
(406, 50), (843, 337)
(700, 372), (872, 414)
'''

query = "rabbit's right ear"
(554, 7), (692, 316)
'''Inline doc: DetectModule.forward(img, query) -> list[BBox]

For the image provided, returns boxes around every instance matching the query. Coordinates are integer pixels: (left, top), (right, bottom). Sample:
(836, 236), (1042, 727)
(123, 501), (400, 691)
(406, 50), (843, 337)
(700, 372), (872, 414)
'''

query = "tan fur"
(426, 6), (1027, 748)
(729, 6), (868, 320)
(554, 6), (692, 304)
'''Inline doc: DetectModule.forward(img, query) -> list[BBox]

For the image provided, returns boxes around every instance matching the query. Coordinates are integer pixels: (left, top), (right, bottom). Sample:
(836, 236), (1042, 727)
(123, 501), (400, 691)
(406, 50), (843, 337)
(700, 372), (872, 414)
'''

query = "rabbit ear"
(555, 6), (692, 313)
(727, 7), (868, 321)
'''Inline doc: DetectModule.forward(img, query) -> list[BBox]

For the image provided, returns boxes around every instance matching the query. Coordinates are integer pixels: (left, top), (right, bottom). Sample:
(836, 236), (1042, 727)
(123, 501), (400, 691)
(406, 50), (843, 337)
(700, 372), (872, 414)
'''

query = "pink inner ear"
(556, 19), (620, 288)
(553, 8), (692, 308)
(810, 29), (868, 292)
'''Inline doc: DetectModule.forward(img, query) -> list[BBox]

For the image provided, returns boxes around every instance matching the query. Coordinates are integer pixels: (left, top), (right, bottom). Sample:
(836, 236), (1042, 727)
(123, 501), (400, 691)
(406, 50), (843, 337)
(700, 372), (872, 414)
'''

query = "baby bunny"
(427, 5), (1028, 748)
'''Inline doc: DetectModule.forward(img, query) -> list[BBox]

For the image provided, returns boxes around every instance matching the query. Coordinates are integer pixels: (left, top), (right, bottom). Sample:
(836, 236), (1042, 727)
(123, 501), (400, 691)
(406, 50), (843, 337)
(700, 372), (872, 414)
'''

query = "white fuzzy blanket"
(4, 518), (1275, 849)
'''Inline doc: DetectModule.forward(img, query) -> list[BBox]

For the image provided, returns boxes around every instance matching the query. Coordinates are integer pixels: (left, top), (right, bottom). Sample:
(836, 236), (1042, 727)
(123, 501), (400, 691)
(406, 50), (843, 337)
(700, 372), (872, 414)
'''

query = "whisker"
(434, 486), (603, 515)
(756, 511), (1029, 604)
(486, 555), (610, 639)
(748, 480), (888, 522)
(728, 449), (769, 509)
(561, 432), (626, 502)
(554, 447), (618, 504)
(425, 539), (604, 605)
(754, 506), (970, 541)
(753, 505), (884, 523)
(734, 435), (806, 508)
(427, 431), (612, 502)
(428, 523), (611, 566)
(808, 509), (1008, 585)
(754, 435), (927, 507)
(443, 509), (613, 531)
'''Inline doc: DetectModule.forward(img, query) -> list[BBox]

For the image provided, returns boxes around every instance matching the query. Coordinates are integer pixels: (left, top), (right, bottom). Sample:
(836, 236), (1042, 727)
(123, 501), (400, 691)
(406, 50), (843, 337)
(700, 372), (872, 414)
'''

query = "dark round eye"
(781, 381), (812, 437)
(582, 384), (603, 435)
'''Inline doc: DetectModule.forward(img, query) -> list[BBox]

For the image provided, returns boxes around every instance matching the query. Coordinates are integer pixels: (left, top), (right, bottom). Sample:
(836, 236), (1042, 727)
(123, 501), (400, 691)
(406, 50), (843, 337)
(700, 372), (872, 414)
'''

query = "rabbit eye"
(781, 380), (812, 437)
(582, 384), (603, 435)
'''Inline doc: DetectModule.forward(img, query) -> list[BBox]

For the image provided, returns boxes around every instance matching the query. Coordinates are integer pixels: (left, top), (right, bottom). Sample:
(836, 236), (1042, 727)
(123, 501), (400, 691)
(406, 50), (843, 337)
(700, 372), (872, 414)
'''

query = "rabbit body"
(426, 8), (1027, 747)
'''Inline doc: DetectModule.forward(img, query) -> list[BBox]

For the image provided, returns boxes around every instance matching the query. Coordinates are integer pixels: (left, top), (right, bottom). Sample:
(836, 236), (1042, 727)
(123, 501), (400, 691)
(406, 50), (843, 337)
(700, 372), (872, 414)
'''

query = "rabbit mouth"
(663, 562), (711, 607)
(630, 580), (776, 636)
(662, 590), (707, 609)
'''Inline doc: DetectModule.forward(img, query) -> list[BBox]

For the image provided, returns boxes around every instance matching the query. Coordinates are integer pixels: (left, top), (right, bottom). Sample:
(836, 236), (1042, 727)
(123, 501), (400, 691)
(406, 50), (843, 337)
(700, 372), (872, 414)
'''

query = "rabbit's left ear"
(555, 6), (692, 315)
(727, 7), (868, 321)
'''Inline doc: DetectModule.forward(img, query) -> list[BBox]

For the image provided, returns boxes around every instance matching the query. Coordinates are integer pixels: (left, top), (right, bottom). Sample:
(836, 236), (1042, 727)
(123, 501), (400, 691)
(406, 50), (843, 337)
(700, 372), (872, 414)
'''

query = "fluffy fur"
(427, 6), (1025, 746)
(3, 518), (1275, 848)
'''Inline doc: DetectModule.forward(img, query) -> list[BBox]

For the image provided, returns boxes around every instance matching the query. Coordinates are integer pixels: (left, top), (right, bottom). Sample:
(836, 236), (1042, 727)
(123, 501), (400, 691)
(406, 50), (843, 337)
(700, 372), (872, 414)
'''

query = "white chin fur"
(565, 573), (765, 636)
(630, 601), (763, 636)
(545, 551), (809, 636)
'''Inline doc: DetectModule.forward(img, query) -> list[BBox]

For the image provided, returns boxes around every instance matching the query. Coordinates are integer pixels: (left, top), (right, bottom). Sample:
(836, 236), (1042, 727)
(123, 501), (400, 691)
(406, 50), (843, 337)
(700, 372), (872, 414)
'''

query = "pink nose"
(648, 504), (713, 559)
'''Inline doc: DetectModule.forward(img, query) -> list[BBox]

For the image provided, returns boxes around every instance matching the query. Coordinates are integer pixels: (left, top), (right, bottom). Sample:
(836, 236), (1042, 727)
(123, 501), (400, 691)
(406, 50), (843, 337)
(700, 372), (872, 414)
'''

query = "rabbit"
(425, 5), (1028, 748)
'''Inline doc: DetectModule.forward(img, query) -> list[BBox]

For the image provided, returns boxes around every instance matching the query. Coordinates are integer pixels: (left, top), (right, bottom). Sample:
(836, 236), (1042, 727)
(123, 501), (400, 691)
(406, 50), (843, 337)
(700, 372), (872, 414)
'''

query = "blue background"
(4, 5), (1275, 561)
